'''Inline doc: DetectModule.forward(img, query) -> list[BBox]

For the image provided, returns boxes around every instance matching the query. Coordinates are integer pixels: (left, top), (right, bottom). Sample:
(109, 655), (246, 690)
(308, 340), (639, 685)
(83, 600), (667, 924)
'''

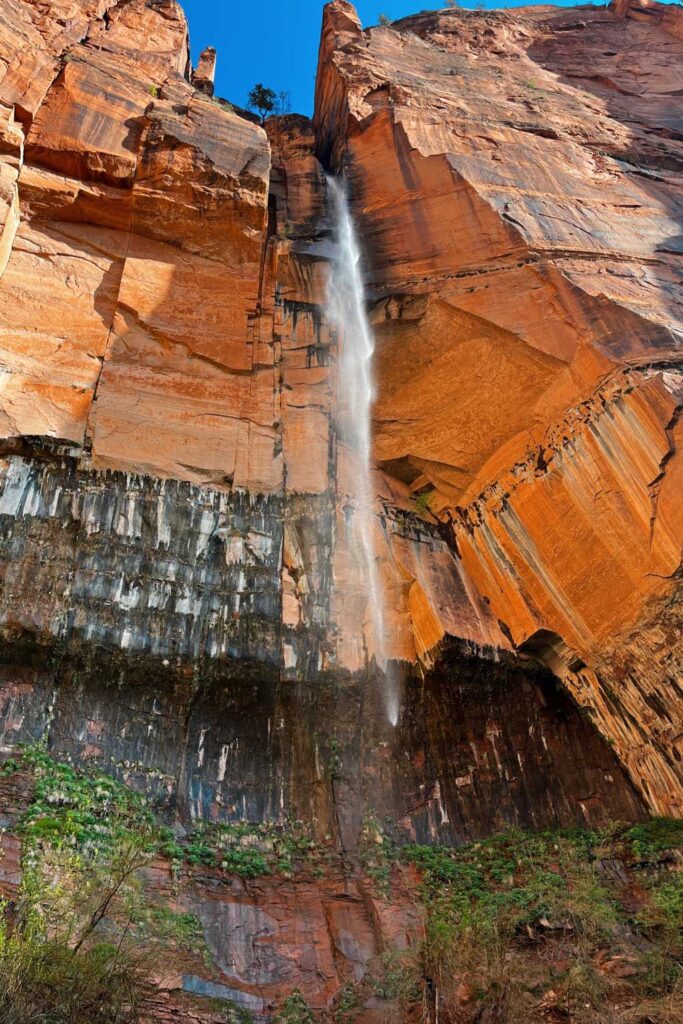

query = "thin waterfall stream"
(326, 175), (399, 726)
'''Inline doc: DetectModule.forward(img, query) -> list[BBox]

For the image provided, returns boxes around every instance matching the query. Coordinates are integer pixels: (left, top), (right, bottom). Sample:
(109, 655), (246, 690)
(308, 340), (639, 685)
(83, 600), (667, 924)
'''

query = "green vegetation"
(164, 817), (323, 878)
(194, 996), (254, 1023)
(3, 745), (324, 881)
(413, 490), (432, 515)
(358, 812), (397, 895)
(130, 906), (204, 948)
(0, 746), (329, 1021)
(148, 84), (159, 98)
(378, 13), (393, 26)
(2, 745), (158, 861)
(247, 82), (276, 122)
(406, 828), (618, 1016)
(0, 912), (146, 1024)
(627, 817), (683, 859)
(334, 981), (360, 1023)
(361, 820), (683, 1021)
(372, 948), (422, 1005)
(273, 988), (316, 1024)
(0, 748), (159, 1022)
(2, 747), (681, 1022)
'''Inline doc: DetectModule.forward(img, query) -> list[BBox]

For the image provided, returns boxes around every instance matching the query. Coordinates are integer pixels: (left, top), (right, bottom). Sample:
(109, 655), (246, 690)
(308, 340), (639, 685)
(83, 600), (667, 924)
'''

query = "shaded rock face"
(0, 0), (680, 1017)
(0, 632), (643, 844)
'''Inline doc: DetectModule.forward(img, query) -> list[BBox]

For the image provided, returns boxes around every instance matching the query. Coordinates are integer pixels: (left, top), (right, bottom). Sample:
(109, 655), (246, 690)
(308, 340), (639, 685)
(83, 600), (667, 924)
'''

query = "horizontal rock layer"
(0, 0), (680, 1019)
(0, 0), (678, 805)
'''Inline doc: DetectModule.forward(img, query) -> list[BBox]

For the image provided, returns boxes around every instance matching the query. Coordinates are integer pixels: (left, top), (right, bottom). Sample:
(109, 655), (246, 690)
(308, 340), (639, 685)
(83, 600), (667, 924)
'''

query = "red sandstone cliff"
(315, 0), (683, 816)
(0, 1), (680, 1021)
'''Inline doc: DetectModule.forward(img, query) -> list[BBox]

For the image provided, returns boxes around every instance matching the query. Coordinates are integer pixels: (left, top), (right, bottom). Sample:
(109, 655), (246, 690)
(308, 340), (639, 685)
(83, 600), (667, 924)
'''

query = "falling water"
(326, 175), (399, 727)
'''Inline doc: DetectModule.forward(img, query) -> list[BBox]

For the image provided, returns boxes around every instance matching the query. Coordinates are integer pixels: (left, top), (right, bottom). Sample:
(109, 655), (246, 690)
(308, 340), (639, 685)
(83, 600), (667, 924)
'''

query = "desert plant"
(0, 911), (146, 1024)
(414, 490), (432, 514)
(334, 981), (360, 1023)
(274, 988), (316, 1024)
(247, 82), (276, 122)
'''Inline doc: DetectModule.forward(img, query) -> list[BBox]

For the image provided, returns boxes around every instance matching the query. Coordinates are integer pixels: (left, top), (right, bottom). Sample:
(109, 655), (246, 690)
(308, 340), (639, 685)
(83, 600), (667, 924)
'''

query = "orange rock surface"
(315, 0), (683, 813)
(0, 0), (681, 1020)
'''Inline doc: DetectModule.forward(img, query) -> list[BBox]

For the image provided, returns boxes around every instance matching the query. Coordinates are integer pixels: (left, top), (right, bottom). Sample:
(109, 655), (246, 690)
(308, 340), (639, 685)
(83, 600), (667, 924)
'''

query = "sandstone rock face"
(315, 0), (683, 816)
(0, 0), (680, 1018)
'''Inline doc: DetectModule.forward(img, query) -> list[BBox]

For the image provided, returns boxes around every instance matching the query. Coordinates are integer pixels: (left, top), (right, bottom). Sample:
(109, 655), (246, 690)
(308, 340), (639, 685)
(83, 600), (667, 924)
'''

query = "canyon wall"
(315, 0), (683, 817)
(0, 0), (680, 1019)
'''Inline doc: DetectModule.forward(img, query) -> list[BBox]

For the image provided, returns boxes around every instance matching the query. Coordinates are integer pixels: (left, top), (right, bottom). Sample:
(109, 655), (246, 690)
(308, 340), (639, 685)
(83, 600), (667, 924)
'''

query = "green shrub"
(398, 825), (683, 1018)
(373, 948), (422, 1005)
(0, 913), (146, 1024)
(5, 746), (321, 882)
(627, 818), (683, 860)
(274, 988), (316, 1024)
(636, 872), (683, 993)
(413, 490), (432, 515)
(183, 818), (321, 878)
(334, 981), (360, 1023)
(358, 813), (396, 896)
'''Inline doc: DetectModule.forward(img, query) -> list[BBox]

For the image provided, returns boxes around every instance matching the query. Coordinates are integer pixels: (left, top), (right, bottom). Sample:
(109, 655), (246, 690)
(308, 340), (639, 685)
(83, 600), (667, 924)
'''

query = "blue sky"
(179, 1), (649, 117)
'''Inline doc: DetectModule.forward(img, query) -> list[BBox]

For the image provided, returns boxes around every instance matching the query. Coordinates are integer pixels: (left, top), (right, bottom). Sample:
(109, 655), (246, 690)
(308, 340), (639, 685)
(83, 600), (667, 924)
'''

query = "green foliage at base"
(4, 745), (157, 864)
(626, 817), (683, 859)
(3, 747), (682, 1023)
(0, 746), (219, 1023)
(0, 914), (145, 1024)
(273, 988), (316, 1024)
(363, 820), (683, 1021)
(334, 981), (360, 1024)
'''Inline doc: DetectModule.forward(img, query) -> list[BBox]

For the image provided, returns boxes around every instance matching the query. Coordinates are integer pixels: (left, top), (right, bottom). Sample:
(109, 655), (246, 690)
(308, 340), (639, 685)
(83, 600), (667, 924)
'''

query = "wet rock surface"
(0, 0), (680, 1019)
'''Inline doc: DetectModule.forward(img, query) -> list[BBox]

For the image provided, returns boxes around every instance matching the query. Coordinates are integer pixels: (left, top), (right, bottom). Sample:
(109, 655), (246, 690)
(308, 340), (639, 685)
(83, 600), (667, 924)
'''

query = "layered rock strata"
(0, 0), (680, 1017)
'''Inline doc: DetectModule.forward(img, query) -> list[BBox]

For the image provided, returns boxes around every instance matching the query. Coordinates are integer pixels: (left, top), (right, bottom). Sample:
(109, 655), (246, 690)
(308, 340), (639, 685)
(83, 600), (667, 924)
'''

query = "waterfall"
(326, 175), (399, 727)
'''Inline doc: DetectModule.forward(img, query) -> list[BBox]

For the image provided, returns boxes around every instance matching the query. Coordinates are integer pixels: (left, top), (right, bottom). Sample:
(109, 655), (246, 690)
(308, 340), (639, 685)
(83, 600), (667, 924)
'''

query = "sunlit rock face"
(0, 0), (680, 1017)
(0, 0), (677, 815)
(315, 0), (683, 816)
(0, 0), (517, 768)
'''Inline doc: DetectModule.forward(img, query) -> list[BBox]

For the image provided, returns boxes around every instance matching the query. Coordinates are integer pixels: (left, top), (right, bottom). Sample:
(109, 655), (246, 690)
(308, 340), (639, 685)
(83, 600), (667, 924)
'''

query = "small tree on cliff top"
(248, 82), (276, 123)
